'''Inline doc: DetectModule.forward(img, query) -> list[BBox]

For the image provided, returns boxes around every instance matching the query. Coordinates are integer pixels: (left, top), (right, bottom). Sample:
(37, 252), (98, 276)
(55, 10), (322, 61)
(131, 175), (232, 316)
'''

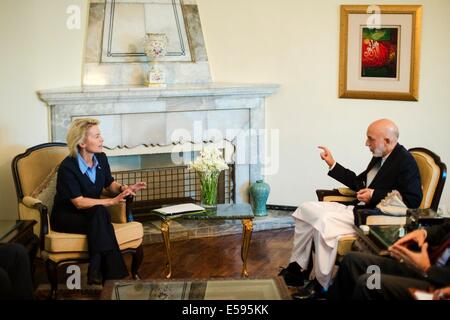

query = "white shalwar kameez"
(290, 201), (356, 289)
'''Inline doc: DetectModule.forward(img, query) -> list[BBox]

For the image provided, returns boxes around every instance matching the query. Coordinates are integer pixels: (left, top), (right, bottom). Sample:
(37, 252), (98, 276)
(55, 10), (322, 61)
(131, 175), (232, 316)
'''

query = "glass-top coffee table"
(353, 224), (403, 256)
(149, 203), (254, 278)
(101, 277), (290, 300)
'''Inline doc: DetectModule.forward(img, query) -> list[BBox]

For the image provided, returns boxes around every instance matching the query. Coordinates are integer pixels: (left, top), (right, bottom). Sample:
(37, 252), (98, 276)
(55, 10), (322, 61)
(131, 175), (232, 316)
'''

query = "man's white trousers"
(290, 201), (356, 289)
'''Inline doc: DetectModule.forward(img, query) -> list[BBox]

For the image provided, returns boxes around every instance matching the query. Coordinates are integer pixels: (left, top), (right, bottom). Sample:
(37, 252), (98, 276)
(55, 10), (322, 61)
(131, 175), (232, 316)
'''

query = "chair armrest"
(337, 235), (358, 257)
(22, 196), (42, 207)
(100, 194), (134, 223)
(106, 202), (127, 223)
(316, 188), (357, 200)
(316, 188), (358, 204)
(337, 188), (357, 196)
(21, 196), (48, 251)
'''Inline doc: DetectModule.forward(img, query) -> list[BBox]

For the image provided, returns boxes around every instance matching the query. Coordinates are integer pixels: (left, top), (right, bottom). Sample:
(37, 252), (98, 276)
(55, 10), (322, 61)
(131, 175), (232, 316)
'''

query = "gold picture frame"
(339, 5), (422, 101)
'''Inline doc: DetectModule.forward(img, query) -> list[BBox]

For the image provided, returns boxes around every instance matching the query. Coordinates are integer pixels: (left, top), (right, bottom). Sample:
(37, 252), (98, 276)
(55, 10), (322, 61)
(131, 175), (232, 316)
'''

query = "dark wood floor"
(139, 227), (294, 279)
(34, 228), (294, 292)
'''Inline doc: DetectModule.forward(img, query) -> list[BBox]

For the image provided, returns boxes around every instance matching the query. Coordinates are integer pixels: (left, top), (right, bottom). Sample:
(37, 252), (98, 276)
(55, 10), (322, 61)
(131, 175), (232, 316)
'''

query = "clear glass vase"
(198, 171), (220, 209)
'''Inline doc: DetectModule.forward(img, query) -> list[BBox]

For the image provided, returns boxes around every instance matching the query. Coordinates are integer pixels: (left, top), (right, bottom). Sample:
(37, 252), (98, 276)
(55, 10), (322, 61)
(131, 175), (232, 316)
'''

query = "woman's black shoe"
(87, 270), (103, 285)
(87, 254), (103, 285)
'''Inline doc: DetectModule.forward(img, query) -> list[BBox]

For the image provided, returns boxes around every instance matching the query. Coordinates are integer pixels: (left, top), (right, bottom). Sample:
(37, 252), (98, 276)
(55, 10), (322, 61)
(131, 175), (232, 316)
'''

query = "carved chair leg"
(45, 260), (58, 300)
(131, 245), (144, 279)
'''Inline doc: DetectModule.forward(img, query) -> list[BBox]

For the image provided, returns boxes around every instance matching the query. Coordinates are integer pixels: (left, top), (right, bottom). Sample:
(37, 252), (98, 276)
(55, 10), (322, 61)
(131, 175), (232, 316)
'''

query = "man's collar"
(77, 152), (98, 174)
(381, 143), (398, 165)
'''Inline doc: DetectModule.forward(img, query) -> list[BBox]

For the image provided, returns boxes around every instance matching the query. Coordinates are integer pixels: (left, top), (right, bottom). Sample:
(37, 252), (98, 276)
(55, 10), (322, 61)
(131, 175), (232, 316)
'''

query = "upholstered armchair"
(316, 147), (447, 258)
(11, 143), (144, 298)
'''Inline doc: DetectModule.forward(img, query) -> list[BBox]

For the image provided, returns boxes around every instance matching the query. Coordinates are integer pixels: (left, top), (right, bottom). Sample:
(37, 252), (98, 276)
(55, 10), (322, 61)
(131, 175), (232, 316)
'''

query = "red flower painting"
(361, 28), (398, 78)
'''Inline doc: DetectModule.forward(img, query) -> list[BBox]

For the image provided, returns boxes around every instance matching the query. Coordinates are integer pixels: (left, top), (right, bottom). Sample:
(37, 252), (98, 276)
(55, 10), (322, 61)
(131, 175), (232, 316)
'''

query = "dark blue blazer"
(328, 143), (422, 209)
(51, 152), (115, 221)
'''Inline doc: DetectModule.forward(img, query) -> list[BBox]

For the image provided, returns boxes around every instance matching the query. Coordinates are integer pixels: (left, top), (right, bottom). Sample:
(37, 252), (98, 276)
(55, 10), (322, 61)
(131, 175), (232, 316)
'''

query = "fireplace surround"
(38, 83), (278, 204)
(38, 0), (278, 206)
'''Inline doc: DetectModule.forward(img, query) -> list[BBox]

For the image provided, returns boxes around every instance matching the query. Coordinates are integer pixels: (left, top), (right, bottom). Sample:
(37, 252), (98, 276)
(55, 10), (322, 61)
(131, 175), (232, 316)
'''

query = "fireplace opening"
(109, 149), (235, 219)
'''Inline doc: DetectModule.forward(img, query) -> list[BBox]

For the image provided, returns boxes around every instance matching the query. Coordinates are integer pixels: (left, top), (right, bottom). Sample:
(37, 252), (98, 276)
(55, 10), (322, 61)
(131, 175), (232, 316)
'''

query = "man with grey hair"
(282, 119), (422, 299)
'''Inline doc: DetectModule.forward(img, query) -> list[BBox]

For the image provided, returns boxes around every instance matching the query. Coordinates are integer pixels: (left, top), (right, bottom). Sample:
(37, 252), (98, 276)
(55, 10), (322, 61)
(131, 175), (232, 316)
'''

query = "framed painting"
(339, 5), (422, 101)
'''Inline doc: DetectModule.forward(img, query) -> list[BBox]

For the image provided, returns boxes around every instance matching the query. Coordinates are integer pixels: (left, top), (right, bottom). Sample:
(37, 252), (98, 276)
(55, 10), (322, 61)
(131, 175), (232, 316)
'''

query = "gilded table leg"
(160, 220), (172, 278)
(241, 219), (253, 277)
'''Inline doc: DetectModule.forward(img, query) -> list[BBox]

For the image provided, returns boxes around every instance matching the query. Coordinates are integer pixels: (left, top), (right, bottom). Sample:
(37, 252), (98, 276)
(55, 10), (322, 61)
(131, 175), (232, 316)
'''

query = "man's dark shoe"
(292, 279), (325, 300)
(278, 262), (305, 287)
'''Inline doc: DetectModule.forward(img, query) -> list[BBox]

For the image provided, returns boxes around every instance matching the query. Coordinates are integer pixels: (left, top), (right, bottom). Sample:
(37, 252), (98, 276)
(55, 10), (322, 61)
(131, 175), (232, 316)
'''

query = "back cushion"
(30, 166), (59, 215)
(410, 151), (440, 209)
(17, 146), (68, 197)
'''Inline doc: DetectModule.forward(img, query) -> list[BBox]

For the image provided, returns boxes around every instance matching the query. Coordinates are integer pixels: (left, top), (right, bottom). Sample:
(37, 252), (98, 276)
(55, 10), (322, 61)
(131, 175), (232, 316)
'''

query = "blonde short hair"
(66, 118), (100, 157)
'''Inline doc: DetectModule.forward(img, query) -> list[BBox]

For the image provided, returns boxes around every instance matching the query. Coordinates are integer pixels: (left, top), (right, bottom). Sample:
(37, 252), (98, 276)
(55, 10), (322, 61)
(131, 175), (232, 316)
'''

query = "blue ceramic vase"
(249, 180), (270, 216)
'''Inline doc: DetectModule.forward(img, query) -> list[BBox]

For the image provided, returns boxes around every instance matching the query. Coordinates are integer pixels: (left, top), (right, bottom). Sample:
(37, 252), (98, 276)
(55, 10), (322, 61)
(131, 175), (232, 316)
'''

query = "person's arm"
(318, 146), (335, 168)
(97, 153), (128, 195)
(391, 228), (427, 248)
(424, 265), (450, 288)
(70, 189), (134, 210)
(328, 163), (366, 191)
(318, 145), (362, 190)
(99, 152), (146, 195)
(390, 226), (450, 287)
(388, 241), (450, 287)
(421, 222), (450, 286)
(425, 220), (450, 247)
(368, 188), (390, 207)
(106, 181), (146, 195)
(433, 286), (450, 300)
(390, 239), (431, 270)
(393, 156), (422, 208)
(106, 181), (125, 195)
(326, 150), (377, 192)
(368, 155), (422, 208)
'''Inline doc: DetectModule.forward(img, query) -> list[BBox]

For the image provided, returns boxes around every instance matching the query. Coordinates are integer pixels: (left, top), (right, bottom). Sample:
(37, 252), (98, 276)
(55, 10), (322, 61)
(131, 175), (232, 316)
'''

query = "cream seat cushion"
(44, 221), (143, 253)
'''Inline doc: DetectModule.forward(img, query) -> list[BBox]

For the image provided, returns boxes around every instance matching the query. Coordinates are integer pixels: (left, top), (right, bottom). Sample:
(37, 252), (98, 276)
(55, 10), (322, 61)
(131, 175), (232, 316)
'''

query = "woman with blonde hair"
(51, 118), (146, 284)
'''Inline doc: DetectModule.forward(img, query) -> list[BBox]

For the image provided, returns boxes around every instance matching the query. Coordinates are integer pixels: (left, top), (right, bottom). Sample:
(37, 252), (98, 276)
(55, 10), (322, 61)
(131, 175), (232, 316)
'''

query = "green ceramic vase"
(249, 180), (270, 216)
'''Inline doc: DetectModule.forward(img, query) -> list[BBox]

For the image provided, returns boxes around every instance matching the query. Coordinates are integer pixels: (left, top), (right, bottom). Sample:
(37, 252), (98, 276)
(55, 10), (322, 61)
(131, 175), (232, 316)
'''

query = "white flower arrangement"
(189, 145), (228, 173)
(189, 146), (228, 208)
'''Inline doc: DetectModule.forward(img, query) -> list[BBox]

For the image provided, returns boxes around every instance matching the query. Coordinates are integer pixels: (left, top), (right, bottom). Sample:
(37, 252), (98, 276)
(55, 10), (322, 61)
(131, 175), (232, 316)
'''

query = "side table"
(150, 203), (254, 278)
(0, 220), (39, 274)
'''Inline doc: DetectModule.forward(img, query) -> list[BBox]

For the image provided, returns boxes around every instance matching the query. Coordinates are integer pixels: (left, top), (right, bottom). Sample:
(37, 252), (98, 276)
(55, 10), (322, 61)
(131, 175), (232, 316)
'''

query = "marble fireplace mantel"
(38, 82), (279, 203)
(37, 2), (279, 205)
(38, 83), (278, 105)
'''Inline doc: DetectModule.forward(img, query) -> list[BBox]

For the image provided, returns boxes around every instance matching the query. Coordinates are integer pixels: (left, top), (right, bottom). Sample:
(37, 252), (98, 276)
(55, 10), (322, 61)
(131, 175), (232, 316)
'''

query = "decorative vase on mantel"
(249, 179), (270, 216)
(144, 33), (168, 86)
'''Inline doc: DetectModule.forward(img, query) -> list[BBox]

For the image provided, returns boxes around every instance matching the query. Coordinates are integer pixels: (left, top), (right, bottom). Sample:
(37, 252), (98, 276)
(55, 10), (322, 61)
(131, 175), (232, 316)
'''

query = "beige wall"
(0, 0), (88, 219)
(0, 0), (449, 220)
(197, 0), (450, 209)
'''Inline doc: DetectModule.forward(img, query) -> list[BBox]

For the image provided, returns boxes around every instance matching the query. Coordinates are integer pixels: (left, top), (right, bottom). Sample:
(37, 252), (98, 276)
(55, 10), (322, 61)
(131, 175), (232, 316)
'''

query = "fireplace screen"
(112, 164), (235, 213)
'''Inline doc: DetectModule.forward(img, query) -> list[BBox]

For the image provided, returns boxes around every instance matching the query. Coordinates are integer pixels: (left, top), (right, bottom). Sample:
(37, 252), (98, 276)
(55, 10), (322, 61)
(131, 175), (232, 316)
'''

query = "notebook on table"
(152, 203), (206, 216)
